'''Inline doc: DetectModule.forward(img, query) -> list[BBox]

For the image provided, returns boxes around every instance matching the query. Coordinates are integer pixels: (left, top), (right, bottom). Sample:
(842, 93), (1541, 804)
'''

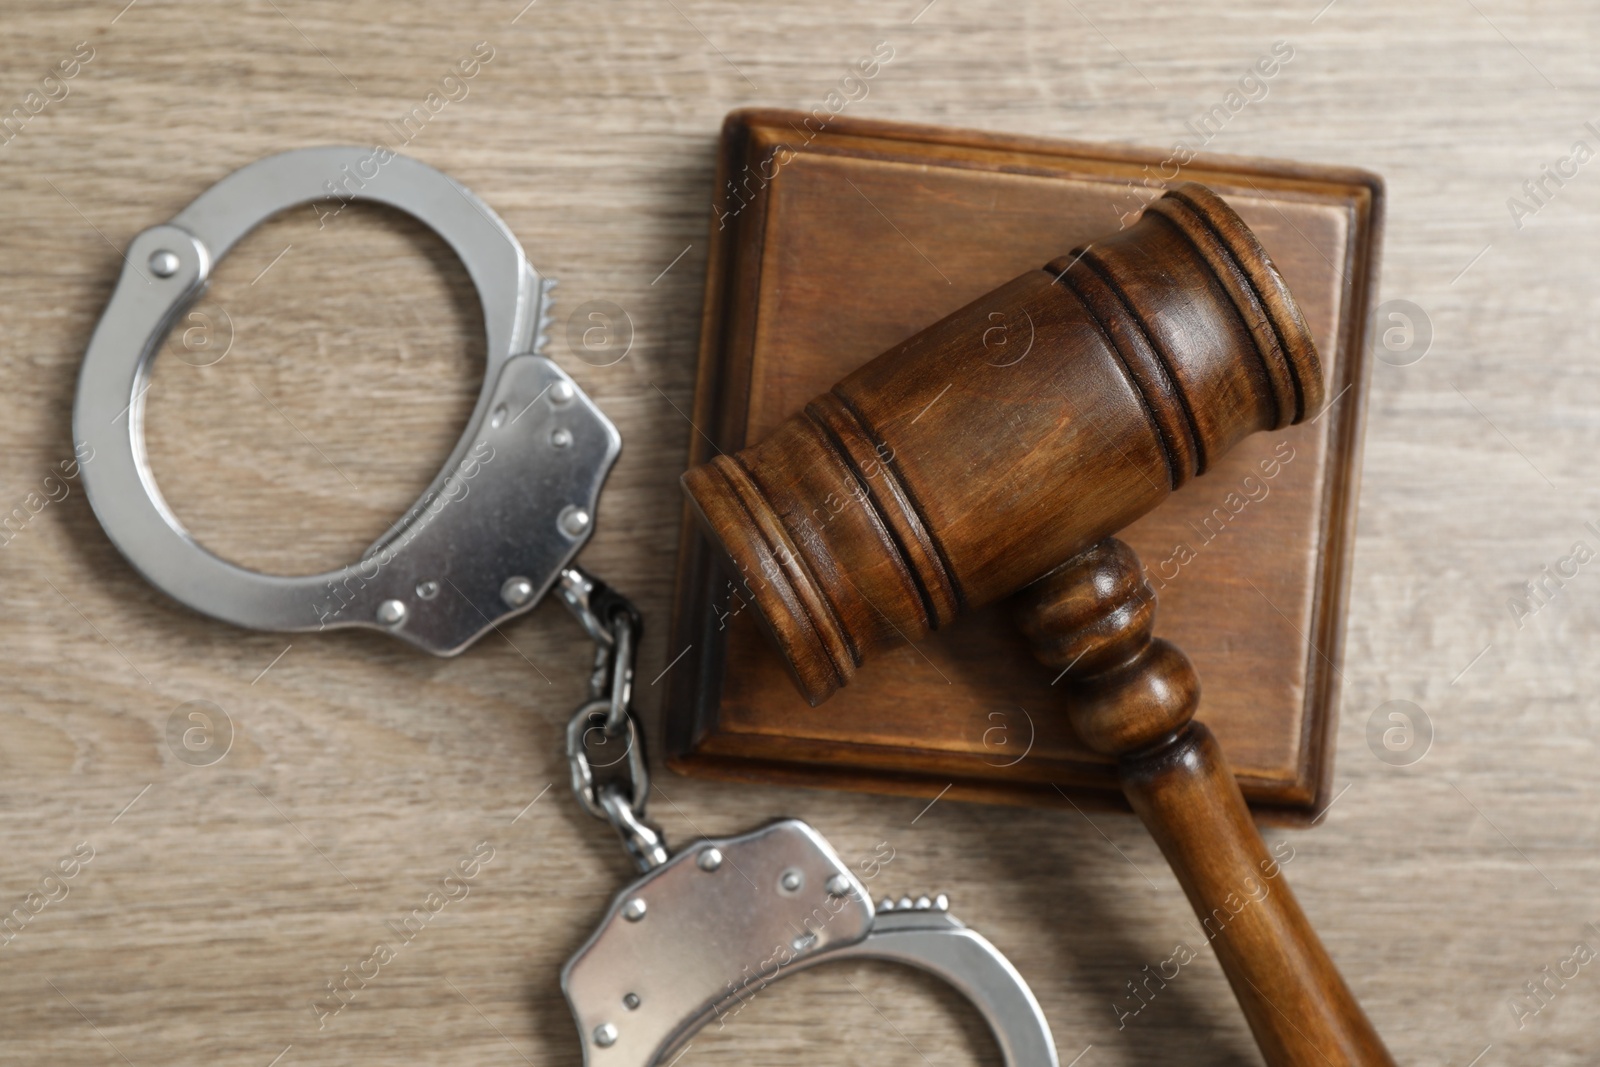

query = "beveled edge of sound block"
(663, 108), (1386, 826)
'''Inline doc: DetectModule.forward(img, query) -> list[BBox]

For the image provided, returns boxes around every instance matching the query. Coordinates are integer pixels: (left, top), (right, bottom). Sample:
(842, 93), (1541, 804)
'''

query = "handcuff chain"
(557, 566), (668, 871)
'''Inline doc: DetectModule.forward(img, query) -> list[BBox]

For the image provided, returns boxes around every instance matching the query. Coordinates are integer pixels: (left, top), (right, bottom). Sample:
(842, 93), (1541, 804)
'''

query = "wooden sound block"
(664, 109), (1383, 824)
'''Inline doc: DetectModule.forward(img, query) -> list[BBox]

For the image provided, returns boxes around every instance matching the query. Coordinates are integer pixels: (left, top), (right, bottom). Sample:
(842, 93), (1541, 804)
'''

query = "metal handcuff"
(72, 147), (1060, 1067)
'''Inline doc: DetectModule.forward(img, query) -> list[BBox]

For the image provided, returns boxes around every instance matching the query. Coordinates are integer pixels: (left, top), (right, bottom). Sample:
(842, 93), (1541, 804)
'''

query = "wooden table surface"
(3, 2), (1596, 1064)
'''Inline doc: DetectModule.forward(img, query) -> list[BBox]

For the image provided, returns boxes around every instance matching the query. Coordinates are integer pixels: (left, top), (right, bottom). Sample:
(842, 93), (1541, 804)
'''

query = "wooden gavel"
(681, 183), (1392, 1063)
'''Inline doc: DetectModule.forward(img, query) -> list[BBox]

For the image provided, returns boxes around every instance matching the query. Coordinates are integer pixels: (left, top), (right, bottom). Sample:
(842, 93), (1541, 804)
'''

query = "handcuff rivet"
(148, 249), (180, 277)
(559, 505), (591, 537)
(501, 576), (535, 608)
(622, 897), (647, 921)
(696, 847), (723, 872)
(375, 599), (407, 626)
(551, 380), (575, 405)
(779, 869), (803, 893)
(593, 1023), (618, 1047)
(415, 580), (440, 600)
(490, 404), (508, 429)
(551, 427), (573, 449)
(825, 874), (851, 898)
(622, 993), (641, 1010)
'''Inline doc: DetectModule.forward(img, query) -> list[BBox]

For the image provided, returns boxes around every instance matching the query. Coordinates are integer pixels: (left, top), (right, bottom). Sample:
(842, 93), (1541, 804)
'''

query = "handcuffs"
(72, 147), (1061, 1067)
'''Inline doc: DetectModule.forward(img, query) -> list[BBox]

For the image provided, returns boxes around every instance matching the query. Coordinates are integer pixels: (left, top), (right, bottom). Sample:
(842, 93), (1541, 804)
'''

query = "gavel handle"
(1122, 723), (1392, 1064)
(1015, 540), (1393, 1066)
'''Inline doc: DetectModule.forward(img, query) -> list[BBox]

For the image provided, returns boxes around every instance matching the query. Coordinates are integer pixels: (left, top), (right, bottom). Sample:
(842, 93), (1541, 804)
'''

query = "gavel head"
(682, 182), (1323, 706)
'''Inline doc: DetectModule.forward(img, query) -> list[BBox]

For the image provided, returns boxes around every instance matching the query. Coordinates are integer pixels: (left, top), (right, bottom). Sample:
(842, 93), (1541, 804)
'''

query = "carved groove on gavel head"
(683, 182), (1324, 706)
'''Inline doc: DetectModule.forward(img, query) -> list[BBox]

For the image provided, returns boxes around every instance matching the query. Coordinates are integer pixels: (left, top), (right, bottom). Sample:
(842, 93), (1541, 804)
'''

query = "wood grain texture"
(2, 2), (1599, 1065)
(666, 111), (1376, 819)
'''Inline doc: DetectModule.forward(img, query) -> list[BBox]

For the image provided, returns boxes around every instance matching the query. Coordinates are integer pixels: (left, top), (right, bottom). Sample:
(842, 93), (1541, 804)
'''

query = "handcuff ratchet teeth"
(73, 147), (1061, 1067)
(72, 145), (619, 655)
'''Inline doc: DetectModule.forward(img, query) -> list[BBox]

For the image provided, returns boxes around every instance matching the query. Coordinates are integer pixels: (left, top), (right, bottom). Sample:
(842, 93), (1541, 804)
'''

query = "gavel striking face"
(682, 182), (1323, 706)
(682, 183), (1397, 1065)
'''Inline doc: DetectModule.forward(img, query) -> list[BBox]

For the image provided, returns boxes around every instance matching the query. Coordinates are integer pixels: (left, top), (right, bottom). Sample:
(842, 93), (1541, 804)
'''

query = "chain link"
(557, 565), (667, 871)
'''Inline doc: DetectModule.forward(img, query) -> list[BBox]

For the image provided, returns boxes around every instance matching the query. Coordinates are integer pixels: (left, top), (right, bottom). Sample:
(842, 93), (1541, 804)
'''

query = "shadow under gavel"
(682, 182), (1392, 1064)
